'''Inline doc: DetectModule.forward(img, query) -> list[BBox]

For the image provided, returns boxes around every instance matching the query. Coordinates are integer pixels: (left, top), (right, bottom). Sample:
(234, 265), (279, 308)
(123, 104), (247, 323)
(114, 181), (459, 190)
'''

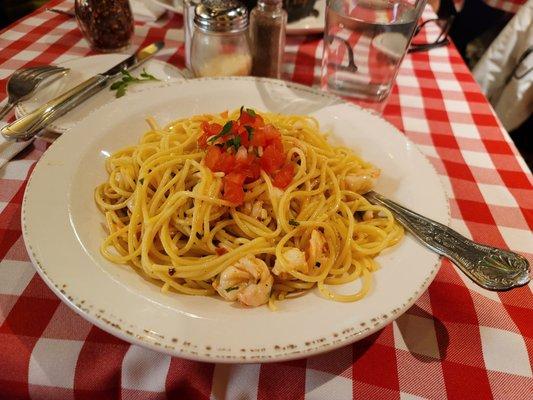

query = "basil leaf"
(246, 108), (256, 117)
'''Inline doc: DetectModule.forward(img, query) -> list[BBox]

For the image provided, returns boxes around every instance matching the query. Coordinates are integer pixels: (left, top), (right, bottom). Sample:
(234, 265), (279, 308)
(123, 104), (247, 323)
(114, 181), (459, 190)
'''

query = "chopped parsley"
(288, 219), (300, 226)
(246, 108), (256, 117)
(226, 135), (241, 151)
(139, 177), (144, 184)
(225, 286), (239, 292)
(244, 125), (254, 141)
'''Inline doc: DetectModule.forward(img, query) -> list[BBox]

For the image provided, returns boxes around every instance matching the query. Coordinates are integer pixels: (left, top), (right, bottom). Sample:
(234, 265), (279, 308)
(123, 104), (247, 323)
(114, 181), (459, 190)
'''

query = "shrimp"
(272, 248), (308, 276)
(241, 200), (268, 221)
(306, 229), (327, 268)
(213, 255), (273, 307)
(344, 167), (380, 194)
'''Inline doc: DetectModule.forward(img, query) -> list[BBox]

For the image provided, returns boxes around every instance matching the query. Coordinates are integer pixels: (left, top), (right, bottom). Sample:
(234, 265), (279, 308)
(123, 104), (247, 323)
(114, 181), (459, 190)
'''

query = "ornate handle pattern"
(365, 191), (530, 291)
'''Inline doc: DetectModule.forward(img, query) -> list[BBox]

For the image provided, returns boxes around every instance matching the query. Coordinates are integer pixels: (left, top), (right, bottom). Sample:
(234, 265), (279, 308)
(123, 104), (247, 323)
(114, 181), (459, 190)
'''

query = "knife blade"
(1, 41), (165, 142)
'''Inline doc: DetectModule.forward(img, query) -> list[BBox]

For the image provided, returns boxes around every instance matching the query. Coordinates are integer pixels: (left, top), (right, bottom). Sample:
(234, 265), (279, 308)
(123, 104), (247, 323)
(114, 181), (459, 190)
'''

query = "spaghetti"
(95, 108), (404, 309)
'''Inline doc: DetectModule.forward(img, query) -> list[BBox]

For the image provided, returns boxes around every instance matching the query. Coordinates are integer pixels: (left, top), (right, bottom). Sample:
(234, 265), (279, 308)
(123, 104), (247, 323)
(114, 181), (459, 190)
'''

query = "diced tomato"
(239, 109), (255, 125)
(250, 124), (282, 149)
(273, 163), (295, 189)
(199, 122), (223, 148)
(216, 151), (236, 174)
(204, 146), (222, 170)
(236, 124), (250, 147)
(223, 172), (246, 205)
(204, 146), (236, 174)
(260, 144), (285, 173)
(252, 113), (265, 128)
(234, 153), (260, 181)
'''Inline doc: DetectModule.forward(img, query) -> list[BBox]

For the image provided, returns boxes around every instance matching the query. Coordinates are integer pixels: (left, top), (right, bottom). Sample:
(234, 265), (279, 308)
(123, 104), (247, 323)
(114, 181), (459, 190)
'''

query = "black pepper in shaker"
(250, 0), (287, 79)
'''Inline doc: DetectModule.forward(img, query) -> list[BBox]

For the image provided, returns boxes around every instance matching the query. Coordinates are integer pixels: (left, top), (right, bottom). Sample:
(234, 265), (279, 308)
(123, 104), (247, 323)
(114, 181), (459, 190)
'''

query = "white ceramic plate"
(150, 0), (326, 35)
(16, 54), (185, 134)
(22, 77), (449, 363)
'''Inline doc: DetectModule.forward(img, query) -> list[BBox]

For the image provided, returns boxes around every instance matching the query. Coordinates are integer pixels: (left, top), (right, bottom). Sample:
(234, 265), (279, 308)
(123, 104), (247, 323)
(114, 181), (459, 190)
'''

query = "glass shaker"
(191, 0), (252, 77)
(75, 0), (134, 52)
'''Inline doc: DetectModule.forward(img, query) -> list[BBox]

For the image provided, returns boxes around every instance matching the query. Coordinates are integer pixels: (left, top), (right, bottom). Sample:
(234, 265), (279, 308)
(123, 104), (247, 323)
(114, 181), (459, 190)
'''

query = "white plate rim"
(22, 77), (450, 363)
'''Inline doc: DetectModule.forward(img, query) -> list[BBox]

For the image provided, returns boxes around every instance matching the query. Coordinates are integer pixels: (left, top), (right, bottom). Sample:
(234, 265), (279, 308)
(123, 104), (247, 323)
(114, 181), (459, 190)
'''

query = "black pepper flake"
(315, 262), (321, 267)
(168, 268), (175, 276)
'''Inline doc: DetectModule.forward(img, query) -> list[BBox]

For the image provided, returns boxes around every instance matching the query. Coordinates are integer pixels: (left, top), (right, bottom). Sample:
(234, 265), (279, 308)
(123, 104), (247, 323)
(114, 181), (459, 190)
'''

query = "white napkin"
(0, 121), (33, 169)
(130, 0), (166, 21)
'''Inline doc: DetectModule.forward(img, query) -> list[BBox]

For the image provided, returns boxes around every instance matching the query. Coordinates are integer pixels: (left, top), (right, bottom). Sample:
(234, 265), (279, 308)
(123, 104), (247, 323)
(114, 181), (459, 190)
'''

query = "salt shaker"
(250, 0), (287, 78)
(191, 0), (252, 77)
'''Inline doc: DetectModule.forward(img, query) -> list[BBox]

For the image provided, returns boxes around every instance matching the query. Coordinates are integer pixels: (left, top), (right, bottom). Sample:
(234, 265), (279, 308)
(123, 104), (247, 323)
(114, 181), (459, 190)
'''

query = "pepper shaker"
(250, 0), (287, 78)
(191, 0), (252, 77)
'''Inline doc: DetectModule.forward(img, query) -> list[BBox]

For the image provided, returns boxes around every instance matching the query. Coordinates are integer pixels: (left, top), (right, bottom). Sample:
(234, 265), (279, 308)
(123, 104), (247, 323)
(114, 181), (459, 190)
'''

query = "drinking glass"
(321, 0), (427, 105)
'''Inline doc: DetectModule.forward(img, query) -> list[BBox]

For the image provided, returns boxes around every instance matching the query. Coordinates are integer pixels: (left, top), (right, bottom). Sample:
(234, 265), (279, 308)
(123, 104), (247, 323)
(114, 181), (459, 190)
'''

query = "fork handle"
(1, 75), (108, 142)
(0, 101), (15, 120)
(365, 191), (530, 291)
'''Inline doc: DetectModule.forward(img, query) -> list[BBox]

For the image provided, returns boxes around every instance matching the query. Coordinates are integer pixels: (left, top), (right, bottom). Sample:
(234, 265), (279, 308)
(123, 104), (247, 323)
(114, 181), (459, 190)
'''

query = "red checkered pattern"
(483, 0), (527, 13)
(1, 1), (532, 399)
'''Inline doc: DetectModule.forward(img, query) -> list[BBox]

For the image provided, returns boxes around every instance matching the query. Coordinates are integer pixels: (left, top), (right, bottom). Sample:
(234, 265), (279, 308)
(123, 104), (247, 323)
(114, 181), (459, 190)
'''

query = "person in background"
(0, 0), (47, 29)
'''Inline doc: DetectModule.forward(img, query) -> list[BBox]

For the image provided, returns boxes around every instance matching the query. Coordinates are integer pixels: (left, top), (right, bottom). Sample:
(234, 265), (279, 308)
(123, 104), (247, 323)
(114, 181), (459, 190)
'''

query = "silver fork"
(364, 191), (530, 291)
(0, 66), (69, 120)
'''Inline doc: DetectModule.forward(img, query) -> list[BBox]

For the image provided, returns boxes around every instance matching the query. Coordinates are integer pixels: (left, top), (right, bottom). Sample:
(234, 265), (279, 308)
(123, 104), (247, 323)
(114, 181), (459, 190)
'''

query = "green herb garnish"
(246, 108), (256, 117)
(288, 219), (299, 226)
(244, 125), (254, 141)
(110, 68), (160, 98)
(225, 286), (239, 292)
(226, 135), (241, 151)
(139, 177), (144, 184)
(208, 121), (234, 144)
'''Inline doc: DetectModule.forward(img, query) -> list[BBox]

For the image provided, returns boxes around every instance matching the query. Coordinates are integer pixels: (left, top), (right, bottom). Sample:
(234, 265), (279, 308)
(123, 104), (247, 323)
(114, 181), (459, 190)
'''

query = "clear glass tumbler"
(321, 0), (427, 104)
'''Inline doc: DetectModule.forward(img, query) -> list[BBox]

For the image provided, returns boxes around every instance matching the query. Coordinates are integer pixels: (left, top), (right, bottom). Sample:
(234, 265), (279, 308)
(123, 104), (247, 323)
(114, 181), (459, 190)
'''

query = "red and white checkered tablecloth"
(1, 1), (532, 399)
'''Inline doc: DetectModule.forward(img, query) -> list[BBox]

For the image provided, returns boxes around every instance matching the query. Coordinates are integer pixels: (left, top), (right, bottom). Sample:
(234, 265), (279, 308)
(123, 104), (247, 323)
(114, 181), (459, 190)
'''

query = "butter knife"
(1, 41), (165, 142)
(364, 191), (530, 291)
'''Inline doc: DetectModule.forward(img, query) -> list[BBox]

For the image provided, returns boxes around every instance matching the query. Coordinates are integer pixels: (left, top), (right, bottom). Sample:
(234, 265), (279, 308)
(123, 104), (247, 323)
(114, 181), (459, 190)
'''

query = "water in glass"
(321, 0), (425, 102)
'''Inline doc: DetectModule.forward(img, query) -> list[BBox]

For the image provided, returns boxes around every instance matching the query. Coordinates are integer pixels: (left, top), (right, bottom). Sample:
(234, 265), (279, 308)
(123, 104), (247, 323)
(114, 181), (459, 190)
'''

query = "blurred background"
(0, 0), (530, 168)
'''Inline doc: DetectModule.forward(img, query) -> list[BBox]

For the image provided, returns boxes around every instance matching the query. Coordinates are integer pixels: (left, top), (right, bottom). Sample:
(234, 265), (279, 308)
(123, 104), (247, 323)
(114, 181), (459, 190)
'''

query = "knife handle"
(1, 74), (109, 142)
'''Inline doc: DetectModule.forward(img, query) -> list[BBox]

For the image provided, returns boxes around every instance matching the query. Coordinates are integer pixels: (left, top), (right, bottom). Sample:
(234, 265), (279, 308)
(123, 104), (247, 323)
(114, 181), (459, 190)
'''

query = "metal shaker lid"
(194, 0), (249, 33)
